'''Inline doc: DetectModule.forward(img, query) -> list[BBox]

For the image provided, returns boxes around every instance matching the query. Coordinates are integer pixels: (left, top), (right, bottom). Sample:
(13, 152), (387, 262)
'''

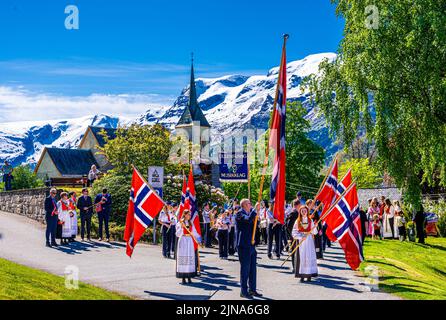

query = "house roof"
(89, 127), (118, 147)
(44, 148), (99, 176)
(176, 61), (211, 128)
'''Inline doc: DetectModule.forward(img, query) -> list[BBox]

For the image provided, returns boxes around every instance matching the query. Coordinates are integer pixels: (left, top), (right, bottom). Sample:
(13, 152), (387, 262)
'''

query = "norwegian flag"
(322, 183), (364, 270)
(316, 158), (338, 241)
(124, 167), (165, 257)
(337, 168), (353, 195)
(269, 37), (288, 225)
(180, 167), (202, 249)
(316, 158), (338, 216)
(177, 173), (187, 220)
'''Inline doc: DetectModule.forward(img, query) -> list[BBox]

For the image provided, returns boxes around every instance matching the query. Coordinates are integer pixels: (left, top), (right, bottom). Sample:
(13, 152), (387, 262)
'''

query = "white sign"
(148, 166), (164, 189)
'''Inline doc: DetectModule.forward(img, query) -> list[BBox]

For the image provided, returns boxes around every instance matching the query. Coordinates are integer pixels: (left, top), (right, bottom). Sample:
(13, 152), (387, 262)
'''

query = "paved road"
(0, 211), (398, 300)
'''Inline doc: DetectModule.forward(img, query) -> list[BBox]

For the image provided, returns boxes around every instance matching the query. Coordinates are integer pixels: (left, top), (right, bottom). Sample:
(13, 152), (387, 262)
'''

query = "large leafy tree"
(308, 0), (446, 209)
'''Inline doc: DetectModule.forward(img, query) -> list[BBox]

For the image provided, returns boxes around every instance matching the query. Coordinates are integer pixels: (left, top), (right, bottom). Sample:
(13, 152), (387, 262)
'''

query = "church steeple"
(189, 53), (199, 109)
(176, 54), (210, 128)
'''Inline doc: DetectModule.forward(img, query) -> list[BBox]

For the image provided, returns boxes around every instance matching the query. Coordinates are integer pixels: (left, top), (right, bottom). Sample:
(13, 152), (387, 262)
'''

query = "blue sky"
(0, 0), (344, 122)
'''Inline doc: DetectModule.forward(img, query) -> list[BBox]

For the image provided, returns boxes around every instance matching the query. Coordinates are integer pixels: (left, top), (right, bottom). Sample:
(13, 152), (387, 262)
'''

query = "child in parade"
(292, 205), (318, 282)
(372, 214), (382, 240)
(175, 210), (199, 285)
(395, 210), (407, 241)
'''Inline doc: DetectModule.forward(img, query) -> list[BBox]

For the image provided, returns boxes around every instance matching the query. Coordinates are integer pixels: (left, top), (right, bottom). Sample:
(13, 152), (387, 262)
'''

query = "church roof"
(89, 127), (118, 147)
(176, 61), (211, 128)
(44, 148), (99, 176)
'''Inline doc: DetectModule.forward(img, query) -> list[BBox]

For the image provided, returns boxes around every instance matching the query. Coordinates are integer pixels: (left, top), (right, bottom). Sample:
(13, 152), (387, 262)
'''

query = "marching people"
(292, 204), (318, 282)
(1, 160), (13, 191)
(94, 188), (112, 242)
(266, 203), (281, 259)
(236, 199), (262, 299)
(159, 202), (175, 258)
(77, 188), (93, 241)
(44, 188), (59, 247)
(216, 210), (230, 259)
(309, 199), (323, 259)
(68, 191), (78, 242)
(202, 203), (213, 248)
(258, 201), (268, 245)
(228, 208), (237, 256)
(170, 202), (178, 258)
(175, 209), (199, 285)
(87, 165), (100, 187)
(57, 192), (73, 245)
(285, 199), (299, 270)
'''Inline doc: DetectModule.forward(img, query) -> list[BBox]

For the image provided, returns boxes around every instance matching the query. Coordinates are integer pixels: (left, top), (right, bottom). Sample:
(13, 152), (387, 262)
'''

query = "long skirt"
(59, 211), (72, 238)
(70, 211), (78, 237)
(294, 236), (318, 278)
(176, 235), (197, 278)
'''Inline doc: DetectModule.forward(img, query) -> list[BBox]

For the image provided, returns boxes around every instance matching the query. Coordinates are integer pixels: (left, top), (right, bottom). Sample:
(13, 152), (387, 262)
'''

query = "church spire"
(189, 52), (199, 109)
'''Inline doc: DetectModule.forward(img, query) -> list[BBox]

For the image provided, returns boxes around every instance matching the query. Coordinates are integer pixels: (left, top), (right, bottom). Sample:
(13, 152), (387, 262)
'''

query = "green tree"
(10, 165), (44, 190)
(339, 158), (382, 189)
(307, 0), (446, 210)
(100, 123), (178, 175)
(223, 102), (325, 202)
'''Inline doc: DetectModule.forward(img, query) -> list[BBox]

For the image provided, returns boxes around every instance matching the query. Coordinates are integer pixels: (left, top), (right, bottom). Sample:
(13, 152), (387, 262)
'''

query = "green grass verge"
(360, 237), (446, 300)
(0, 258), (130, 300)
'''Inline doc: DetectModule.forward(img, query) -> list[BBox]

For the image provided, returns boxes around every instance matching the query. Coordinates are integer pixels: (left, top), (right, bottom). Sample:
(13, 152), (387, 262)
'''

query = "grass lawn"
(360, 237), (446, 300)
(0, 258), (130, 300)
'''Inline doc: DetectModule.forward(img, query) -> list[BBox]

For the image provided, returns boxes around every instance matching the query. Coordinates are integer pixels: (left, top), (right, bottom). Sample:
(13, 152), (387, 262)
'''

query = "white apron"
(58, 201), (72, 238)
(175, 222), (197, 278)
(292, 218), (318, 278)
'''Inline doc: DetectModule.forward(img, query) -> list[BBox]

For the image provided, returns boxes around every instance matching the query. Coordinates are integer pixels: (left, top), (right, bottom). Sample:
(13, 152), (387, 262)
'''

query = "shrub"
(10, 165), (44, 190)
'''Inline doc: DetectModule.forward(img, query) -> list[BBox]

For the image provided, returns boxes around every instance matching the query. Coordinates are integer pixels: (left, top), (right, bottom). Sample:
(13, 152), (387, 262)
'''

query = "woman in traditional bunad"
(292, 205), (318, 282)
(176, 210), (199, 285)
(57, 192), (72, 245)
(68, 191), (78, 242)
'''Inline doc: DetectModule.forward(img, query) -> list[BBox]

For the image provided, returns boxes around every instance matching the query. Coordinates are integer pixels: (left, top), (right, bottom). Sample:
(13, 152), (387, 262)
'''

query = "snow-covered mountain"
(139, 52), (339, 156)
(0, 114), (131, 167)
(0, 52), (340, 168)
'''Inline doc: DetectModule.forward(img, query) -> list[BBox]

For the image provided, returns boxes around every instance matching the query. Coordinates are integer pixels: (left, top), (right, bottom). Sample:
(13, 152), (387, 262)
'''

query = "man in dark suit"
(236, 198), (262, 299)
(77, 188), (93, 241)
(413, 206), (426, 244)
(285, 200), (299, 270)
(94, 188), (112, 242)
(44, 188), (58, 247)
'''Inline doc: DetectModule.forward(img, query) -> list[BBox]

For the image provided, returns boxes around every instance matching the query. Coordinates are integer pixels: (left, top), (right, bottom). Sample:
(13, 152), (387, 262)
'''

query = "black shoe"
(300, 278), (305, 283)
(267, 254), (272, 259)
(187, 278), (192, 284)
(46, 242), (52, 248)
(248, 290), (263, 297)
(182, 278), (186, 285)
(240, 292), (252, 299)
(51, 242), (58, 247)
(307, 277), (312, 282)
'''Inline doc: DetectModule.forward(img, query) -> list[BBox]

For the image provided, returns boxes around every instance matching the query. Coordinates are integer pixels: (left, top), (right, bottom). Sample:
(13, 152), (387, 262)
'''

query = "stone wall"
(358, 187), (402, 208)
(0, 188), (52, 223)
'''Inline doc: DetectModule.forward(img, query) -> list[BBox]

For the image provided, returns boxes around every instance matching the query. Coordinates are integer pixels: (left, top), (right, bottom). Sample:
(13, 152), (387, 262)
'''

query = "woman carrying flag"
(292, 205), (318, 282)
(175, 209), (199, 284)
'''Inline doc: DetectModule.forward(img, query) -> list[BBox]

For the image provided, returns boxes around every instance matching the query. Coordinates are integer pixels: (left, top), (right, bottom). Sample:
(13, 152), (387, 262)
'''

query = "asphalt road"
(0, 211), (399, 300)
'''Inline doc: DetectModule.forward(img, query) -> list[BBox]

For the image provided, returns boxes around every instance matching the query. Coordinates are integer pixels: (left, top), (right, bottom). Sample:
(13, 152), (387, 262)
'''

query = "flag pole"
(251, 34), (289, 245)
(281, 181), (356, 267)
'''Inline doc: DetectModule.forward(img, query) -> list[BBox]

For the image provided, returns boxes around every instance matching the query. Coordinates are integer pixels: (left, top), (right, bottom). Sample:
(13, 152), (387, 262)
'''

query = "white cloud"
(0, 86), (173, 123)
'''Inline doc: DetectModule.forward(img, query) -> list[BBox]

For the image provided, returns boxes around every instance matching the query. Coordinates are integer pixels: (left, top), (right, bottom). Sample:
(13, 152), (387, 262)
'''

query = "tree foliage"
(308, 0), (446, 209)
(10, 165), (44, 190)
(223, 102), (325, 202)
(339, 158), (382, 189)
